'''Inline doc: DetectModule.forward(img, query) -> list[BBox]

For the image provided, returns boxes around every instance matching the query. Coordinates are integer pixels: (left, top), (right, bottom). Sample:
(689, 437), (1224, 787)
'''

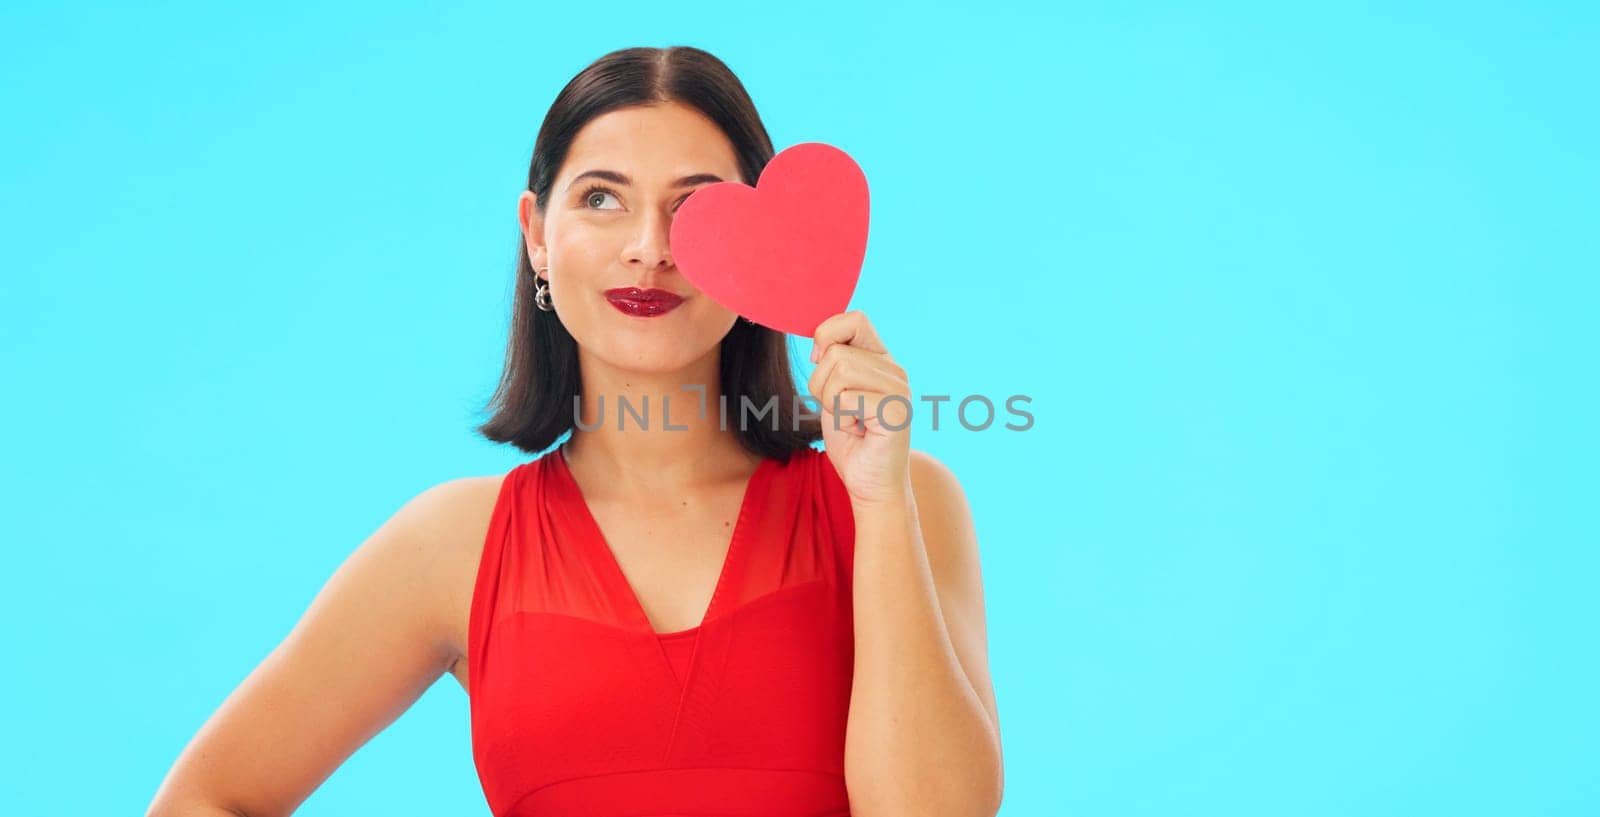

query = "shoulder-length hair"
(475, 46), (822, 462)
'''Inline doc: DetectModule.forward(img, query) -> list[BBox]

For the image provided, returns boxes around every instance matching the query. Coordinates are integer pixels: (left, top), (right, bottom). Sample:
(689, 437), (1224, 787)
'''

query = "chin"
(594, 343), (695, 372)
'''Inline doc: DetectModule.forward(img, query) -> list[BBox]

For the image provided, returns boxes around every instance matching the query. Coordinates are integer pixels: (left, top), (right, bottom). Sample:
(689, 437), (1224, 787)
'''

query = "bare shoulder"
(904, 447), (981, 592)
(904, 448), (1000, 738)
(405, 472), (513, 679)
(907, 447), (961, 490)
(144, 469), (513, 816)
(275, 470), (510, 681)
(907, 448), (974, 532)
(349, 469), (512, 683)
(395, 472), (508, 560)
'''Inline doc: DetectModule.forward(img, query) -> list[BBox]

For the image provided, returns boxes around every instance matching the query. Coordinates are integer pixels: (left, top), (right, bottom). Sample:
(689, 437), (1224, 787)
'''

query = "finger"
(813, 349), (910, 424)
(807, 343), (903, 407)
(819, 389), (911, 435)
(811, 309), (886, 362)
(815, 310), (885, 356)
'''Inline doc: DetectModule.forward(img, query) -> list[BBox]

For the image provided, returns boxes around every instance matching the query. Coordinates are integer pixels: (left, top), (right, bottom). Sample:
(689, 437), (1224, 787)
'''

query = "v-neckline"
(553, 443), (775, 639)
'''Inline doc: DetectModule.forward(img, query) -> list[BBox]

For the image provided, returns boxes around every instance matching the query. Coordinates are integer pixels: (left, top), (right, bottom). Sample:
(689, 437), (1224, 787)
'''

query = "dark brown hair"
(475, 46), (822, 461)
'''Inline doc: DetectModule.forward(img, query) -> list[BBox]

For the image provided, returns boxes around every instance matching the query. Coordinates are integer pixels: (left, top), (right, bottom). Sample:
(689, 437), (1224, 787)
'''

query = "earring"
(535, 267), (554, 312)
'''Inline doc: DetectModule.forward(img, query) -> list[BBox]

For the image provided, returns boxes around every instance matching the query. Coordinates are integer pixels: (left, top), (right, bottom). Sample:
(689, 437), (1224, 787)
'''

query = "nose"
(622, 204), (675, 275)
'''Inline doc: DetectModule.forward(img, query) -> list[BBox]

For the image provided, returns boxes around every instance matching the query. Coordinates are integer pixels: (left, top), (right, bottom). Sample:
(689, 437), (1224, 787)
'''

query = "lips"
(604, 287), (684, 317)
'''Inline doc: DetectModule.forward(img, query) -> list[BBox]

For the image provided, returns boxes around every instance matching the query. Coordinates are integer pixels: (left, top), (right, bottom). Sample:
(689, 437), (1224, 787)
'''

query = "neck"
(563, 347), (761, 493)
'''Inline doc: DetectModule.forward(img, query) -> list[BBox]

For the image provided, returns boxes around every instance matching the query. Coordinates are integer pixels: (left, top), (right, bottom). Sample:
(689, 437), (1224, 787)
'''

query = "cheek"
(550, 216), (616, 258)
(687, 288), (732, 315)
(548, 242), (614, 286)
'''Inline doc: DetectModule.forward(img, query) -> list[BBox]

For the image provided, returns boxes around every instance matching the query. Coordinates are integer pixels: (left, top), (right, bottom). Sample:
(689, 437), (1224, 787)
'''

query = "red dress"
(468, 443), (858, 816)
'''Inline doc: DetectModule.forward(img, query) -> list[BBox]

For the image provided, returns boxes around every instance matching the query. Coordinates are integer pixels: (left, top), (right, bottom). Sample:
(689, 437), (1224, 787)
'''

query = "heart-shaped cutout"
(669, 141), (869, 337)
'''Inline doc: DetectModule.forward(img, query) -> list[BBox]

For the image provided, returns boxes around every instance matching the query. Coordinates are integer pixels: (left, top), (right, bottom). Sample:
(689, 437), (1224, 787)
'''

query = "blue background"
(3, 2), (1595, 815)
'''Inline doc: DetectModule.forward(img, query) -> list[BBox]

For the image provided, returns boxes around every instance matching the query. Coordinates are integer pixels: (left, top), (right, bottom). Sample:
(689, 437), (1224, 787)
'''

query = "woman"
(148, 46), (1002, 817)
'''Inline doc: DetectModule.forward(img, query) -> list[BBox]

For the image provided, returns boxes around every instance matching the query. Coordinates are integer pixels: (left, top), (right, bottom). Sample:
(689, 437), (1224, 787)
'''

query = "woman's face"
(518, 101), (746, 375)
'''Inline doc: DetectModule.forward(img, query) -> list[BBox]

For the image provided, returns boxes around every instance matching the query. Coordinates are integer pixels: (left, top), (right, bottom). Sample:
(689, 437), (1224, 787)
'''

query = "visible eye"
(578, 183), (694, 213)
(580, 184), (621, 211)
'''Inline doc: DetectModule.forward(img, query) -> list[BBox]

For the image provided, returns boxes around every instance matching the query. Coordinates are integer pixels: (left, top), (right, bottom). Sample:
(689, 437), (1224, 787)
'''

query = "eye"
(580, 184), (621, 210)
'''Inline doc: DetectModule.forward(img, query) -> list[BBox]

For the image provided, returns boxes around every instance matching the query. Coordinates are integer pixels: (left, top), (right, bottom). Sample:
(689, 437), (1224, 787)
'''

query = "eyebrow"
(565, 169), (726, 191)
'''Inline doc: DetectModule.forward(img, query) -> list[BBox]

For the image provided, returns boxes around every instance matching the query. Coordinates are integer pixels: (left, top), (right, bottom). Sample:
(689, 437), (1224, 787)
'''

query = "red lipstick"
(605, 287), (684, 317)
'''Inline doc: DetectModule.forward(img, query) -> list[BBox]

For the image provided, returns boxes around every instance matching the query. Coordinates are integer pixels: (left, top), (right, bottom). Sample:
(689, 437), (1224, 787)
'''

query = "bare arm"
(146, 476), (497, 817)
(843, 449), (1003, 817)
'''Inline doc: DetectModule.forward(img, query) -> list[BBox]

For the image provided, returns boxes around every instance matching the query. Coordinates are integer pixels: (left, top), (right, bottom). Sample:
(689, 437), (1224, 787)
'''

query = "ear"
(517, 191), (549, 277)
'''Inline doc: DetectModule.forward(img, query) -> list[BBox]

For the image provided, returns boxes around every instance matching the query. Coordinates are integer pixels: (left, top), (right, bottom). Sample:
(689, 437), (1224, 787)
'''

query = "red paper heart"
(669, 141), (869, 337)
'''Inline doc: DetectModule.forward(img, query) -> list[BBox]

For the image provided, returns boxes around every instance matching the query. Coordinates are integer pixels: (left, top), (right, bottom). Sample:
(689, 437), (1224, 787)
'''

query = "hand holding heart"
(807, 309), (913, 507)
(671, 141), (908, 505)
